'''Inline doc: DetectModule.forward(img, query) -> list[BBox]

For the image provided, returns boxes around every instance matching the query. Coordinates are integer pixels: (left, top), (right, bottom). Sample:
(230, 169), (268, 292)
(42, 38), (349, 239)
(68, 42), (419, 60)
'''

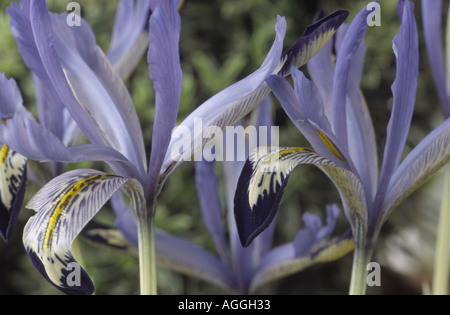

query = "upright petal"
(372, 0), (418, 221)
(331, 4), (371, 150)
(145, 0), (183, 202)
(266, 73), (351, 167)
(108, 0), (151, 79)
(49, 13), (147, 175)
(421, 0), (450, 118)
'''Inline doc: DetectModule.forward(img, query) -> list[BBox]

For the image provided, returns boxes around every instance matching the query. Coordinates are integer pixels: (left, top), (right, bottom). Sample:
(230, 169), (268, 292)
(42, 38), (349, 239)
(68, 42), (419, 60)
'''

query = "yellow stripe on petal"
(44, 174), (108, 250)
(316, 130), (346, 162)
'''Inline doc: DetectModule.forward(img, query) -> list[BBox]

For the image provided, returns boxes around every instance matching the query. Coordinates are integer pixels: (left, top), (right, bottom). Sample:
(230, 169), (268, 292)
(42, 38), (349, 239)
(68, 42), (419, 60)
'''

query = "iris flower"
(0, 0), (151, 243)
(0, 0), (348, 294)
(234, 0), (450, 295)
(111, 97), (353, 294)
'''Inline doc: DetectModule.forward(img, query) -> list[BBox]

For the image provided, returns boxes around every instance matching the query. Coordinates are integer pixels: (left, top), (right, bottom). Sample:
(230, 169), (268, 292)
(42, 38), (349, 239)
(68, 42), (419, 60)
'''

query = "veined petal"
(146, 0), (183, 201)
(49, 14), (147, 175)
(23, 0), (146, 174)
(108, 0), (151, 80)
(19, 0), (104, 147)
(0, 145), (27, 242)
(0, 111), (140, 180)
(249, 229), (353, 294)
(421, 0), (450, 118)
(276, 10), (349, 77)
(8, 2), (65, 139)
(234, 146), (367, 247)
(23, 169), (131, 295)
(381, 118), (450, 223)
(373, 0), (418, 221)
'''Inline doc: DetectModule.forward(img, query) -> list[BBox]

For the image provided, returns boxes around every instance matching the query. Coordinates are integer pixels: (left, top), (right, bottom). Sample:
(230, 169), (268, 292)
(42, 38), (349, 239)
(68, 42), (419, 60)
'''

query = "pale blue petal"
(372, 0), (418, 221)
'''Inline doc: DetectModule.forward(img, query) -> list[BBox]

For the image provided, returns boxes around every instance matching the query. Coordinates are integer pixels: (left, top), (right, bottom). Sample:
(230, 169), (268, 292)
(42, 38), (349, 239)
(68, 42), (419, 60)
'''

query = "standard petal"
(381, 118), (450, 222)
(234, 146), (367, 247)
(421, 0), (450, 118)
(331, 4), (372, 150)
(266, 74), (350, 166)
(23, 169), (129, 294)
(372, 0), (418, 221)
(108, 0), (151, 79)
(21, 0), (146, 174)
(146, 0), (183, 201)
(8, 2), (65, 139)
(49, 13), (147, 175)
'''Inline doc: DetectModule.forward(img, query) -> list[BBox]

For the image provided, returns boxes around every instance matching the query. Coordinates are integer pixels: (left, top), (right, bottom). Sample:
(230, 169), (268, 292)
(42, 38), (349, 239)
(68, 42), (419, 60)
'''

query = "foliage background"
(0, 0), (446, 294)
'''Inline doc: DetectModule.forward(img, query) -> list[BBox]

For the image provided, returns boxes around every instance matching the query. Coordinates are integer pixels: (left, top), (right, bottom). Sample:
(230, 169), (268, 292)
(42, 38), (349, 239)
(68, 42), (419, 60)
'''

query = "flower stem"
(349, 244), (373, 295)
(432, 164), (450, 295)
(136, 214), (157, 295)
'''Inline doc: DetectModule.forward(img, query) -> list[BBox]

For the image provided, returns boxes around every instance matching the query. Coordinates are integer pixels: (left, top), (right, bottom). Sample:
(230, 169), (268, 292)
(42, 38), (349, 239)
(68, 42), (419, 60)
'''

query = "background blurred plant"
(0, 0), (445, 294)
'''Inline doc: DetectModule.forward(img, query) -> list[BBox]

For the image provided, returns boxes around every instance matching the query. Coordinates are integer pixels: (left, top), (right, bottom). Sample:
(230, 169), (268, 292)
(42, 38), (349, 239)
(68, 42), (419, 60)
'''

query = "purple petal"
(108, 0), (151, 64)
(421, 0), (450, 118)
(331, 4), (371, 150)
(145, 0), (183, 201)
(49, 13), (147, 175)
(0, 111), (140, 179)
(196, 160), (231, 266)
(372, 0), (418, 221)
(0, 74), (23, 119)
(381, 118), (450, 221)
(266, 73), (349, 166)
(21, 0), (105, 147)
(8, 1), (65, 139)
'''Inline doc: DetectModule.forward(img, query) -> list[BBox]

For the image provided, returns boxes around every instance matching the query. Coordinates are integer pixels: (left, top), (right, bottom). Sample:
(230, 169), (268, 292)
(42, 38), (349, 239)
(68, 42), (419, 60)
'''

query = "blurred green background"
(0, 0), (446, 295)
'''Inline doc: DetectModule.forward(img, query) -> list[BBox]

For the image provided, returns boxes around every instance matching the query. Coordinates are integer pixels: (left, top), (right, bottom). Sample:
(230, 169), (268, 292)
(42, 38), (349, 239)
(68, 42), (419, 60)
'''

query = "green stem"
(136, 214), (157, 295)
(348, 244), (373, 295)
(432, 165), (450, 295)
